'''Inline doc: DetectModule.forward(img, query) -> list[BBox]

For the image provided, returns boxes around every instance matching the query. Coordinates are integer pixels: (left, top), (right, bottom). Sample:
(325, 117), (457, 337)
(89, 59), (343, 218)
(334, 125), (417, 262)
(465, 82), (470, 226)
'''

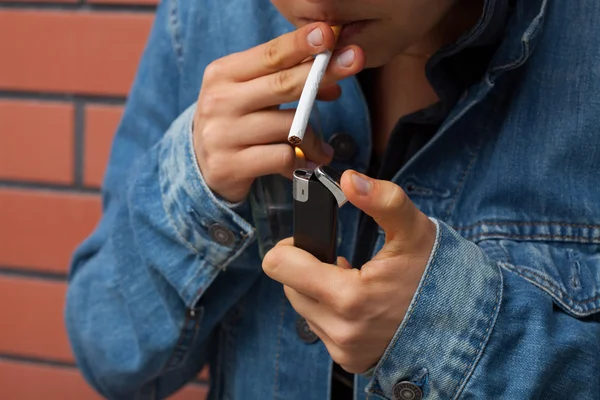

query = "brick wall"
(0, 0), (208, 398)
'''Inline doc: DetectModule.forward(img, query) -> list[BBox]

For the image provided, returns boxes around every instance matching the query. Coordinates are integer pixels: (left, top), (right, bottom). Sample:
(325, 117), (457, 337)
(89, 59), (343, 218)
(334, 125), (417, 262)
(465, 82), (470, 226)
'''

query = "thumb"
(340, 170), (420, 244)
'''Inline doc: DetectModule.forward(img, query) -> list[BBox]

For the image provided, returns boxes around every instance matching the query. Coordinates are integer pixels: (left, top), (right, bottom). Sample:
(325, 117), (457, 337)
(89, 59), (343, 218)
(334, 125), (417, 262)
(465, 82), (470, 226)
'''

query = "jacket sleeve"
(64, 1), (261, 398)
(366, 219), (600, 399)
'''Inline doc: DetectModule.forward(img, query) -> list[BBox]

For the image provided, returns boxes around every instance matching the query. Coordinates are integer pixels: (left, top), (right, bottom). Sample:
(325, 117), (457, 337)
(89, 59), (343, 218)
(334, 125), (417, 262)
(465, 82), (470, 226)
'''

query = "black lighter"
(292, 165), (348, 263)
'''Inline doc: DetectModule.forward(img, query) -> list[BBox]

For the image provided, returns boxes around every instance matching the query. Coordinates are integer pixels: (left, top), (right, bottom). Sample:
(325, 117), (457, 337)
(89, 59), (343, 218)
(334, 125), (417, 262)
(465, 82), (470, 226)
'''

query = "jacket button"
(208, 223), (235, 246)
(393, 381), (423, 400)
(295, 316), (319, 344)
(328, 133), (357, 162)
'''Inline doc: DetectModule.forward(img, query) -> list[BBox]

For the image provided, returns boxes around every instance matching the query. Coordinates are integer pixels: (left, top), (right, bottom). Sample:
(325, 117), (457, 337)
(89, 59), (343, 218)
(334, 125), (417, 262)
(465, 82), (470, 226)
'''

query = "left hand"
(262, 170), (437, 374)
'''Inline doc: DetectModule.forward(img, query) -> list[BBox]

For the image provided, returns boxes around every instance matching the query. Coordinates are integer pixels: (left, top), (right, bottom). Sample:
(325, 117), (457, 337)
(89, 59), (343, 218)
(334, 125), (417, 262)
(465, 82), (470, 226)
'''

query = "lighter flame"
(294, 147), (305, 160)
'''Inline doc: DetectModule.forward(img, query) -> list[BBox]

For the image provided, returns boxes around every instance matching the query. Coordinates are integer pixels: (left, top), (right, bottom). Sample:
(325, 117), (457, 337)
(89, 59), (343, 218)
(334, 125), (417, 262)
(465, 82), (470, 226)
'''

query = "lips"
(299, 18), (373, 43)
(300, 18), (369, 27)
(337, 20), (373, 43)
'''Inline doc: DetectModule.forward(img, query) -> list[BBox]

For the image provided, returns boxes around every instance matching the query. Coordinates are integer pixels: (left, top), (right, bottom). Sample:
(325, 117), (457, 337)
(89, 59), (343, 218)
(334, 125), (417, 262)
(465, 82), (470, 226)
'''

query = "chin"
(350, 39), (397, 69)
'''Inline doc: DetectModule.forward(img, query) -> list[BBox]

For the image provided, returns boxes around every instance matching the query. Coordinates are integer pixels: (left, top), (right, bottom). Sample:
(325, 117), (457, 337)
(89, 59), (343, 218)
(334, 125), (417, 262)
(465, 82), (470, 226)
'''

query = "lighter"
(292, 165), (348, 263)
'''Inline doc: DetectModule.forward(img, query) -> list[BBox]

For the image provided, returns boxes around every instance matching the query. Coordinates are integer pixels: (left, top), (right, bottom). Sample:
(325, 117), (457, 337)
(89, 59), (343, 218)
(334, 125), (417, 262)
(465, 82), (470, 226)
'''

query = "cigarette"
(288, 25), (342, 146)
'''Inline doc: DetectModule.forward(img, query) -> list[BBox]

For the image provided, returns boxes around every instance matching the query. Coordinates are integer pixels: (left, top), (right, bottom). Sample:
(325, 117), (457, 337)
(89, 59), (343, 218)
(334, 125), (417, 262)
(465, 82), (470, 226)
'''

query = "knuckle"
(330, 324), (359, 348)
(335, 287), (362, 317)
(197, 90), (226, 118)
(272, 69), (297, 96)
(263, 39), (285, 69)
(204, 154), (228, 181)
(199, 121), (227, 151)
(387, 184), (409, 211)
(203, 60), (223, 82)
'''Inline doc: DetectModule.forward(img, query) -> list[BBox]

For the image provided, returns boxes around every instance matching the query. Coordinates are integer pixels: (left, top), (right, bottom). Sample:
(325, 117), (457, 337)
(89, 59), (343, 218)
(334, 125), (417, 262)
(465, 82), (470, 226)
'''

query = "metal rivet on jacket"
(329, 133), (357, 162)
(295, 316), (319, 344)
(208, 223), (235, 246)
(392, 381), (423, 400)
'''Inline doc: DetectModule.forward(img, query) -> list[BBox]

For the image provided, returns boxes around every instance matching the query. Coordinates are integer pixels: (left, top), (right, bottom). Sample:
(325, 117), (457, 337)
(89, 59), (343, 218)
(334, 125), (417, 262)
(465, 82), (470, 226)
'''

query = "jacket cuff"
(157, 103), (256, 307)
(366, 219), (503, 399)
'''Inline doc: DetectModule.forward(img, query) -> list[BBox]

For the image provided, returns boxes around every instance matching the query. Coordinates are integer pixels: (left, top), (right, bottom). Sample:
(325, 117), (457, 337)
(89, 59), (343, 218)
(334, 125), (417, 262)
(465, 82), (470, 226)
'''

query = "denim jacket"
(65, 0), (600, 399)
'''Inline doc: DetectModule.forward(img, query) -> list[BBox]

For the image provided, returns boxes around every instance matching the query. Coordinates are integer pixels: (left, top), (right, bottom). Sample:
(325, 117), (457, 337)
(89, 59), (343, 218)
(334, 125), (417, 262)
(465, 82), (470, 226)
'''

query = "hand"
(193, 23), (365, 203)
(262, 170), (437, 373)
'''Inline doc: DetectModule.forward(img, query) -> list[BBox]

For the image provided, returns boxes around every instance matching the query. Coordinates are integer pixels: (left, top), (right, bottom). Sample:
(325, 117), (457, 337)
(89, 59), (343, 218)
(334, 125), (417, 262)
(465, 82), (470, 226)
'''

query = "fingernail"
(337, 49), (356, 67)
(351, 173), (372, 195)
(307, 28), (324, 47)
(321, 142), (334, 157)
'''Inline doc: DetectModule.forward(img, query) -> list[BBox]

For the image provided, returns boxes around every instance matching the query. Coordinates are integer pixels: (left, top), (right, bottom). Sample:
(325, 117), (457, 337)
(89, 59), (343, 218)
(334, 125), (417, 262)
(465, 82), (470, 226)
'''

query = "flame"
(294, 147), (305, 160)
(331, 25), (342, 42)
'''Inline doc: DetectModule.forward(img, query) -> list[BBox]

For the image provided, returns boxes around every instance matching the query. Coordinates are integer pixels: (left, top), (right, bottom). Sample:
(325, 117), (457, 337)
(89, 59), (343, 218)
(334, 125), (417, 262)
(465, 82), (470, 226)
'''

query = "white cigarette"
(288, 26), (342, 146)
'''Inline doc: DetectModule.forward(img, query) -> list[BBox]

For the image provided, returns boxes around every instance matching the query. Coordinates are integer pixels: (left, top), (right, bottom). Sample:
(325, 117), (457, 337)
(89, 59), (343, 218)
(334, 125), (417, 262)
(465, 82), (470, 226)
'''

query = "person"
(64, 0), (600, 398)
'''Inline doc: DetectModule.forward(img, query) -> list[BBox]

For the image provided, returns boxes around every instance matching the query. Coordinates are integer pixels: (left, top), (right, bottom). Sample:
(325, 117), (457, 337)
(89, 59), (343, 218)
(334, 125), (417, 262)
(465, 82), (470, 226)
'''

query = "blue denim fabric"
(65, 0), (600, 399)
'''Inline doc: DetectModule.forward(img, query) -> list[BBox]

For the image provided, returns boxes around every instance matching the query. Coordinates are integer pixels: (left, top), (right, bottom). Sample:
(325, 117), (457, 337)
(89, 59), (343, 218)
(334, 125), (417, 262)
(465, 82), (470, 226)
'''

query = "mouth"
(299, 17), (371, 27)
(298, 18), (374, 43)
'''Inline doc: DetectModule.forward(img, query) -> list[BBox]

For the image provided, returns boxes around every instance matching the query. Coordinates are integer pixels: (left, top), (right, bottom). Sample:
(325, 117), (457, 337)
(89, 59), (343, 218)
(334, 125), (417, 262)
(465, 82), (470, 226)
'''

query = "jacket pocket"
(483, 238), (600, 317)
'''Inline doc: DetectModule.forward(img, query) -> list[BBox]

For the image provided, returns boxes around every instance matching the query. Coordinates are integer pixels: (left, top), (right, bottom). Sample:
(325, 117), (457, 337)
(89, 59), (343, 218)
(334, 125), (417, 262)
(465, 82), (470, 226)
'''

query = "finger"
(316, 83), (342, 101)
(284, 286), (370, 373)
(297, 127), (335, 166)
(284, 286), (332, 340)
(336, 257), (352, 270)
(340, 170), (424, 245)
(220, 23), (338, 82)
(233, 111), (333, 165)
(232, 109), (296, 146)
(236, 143), (300, 180)
(236, 45), (364, 112)
(262, 239), (352, 302)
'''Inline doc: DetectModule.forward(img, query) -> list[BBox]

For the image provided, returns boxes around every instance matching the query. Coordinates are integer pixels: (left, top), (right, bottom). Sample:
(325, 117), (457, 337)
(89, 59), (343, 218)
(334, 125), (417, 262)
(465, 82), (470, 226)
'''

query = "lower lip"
(338, 20), (372, 43)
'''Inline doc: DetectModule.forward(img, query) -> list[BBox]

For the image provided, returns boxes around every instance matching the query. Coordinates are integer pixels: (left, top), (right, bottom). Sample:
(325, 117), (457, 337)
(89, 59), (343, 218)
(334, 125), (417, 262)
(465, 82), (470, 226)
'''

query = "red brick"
(0, 360), (208, 399)
(0, 100), (74, 184)
(171, 384), (209, 400)
(84, 105), (123, 187)
(0, 276), (73, 362)
(0, 189), (101, 273)
(89, 0), (158, 5)
(0, 360), (102, 400)
(0, 0), (75, 3)
(0, 10), (154, 96)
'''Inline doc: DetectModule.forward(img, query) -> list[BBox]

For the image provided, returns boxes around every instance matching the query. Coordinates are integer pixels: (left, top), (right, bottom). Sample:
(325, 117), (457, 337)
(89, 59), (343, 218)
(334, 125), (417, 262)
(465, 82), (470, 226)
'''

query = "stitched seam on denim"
(456, 221), (600, 231)
(428, 0), (496, 65)
(272, 294), (286, 399)
(167, 0), (184, 74)
(164, 308), (203, 372)
(453, 263), (503, 399)
(222, 307), (240, 400)
(163, 311), (193, 371)
(368, 219), (442, 393)
(500, 262), (600, 306)
(465, 233), (600, 243)
(489, 0), (548, 75)
(444, 133), (485, 221)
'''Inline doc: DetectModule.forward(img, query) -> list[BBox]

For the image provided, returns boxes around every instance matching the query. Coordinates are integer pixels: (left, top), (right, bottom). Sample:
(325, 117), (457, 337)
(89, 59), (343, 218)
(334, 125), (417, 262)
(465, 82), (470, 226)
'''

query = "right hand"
(193, 23), (364, 203)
